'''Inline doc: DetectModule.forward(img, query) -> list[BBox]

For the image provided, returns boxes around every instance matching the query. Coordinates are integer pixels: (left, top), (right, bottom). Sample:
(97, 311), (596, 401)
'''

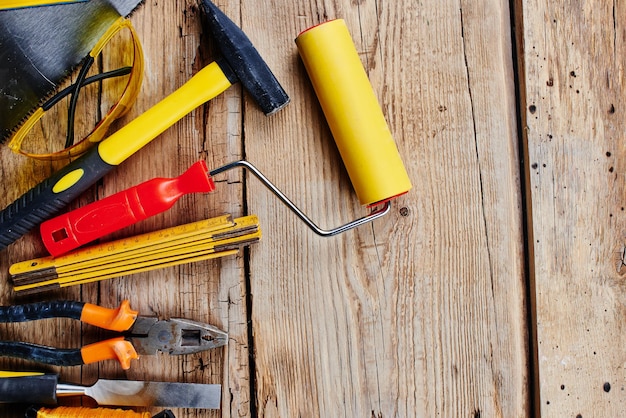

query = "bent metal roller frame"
(207, 21), (413, 238)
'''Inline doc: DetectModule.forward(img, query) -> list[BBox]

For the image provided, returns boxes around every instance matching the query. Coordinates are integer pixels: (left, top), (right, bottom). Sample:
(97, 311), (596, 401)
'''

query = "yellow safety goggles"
(7, 17), (144, 161)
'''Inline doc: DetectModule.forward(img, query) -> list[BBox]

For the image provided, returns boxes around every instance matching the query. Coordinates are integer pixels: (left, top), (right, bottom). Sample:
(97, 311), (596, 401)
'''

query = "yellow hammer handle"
(99, 61), (233, 165)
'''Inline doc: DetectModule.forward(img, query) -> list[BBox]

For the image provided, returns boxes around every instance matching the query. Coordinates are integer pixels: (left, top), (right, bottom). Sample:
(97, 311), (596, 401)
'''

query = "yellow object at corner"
(0, 371), (44, 378)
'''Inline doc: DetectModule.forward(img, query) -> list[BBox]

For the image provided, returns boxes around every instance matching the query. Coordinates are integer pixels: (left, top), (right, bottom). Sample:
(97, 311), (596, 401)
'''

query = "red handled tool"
(41, 160), (214, 256)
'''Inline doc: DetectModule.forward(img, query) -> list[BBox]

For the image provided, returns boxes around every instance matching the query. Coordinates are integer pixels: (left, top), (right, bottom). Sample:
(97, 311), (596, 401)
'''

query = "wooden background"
(0, 0), (624, 417)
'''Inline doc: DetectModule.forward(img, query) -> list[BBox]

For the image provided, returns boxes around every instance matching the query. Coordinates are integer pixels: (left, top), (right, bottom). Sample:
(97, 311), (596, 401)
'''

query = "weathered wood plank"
(244, 0), (528, 416)
(520, 1), (626, 416)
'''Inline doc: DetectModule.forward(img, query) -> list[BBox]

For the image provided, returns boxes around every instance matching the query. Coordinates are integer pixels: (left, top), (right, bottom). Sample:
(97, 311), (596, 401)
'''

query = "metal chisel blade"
(63, 380), (221, 408)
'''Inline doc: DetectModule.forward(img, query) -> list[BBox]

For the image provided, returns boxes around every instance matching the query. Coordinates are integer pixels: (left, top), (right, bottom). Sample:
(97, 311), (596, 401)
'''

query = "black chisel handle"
(0, 374), (58, 404)
(0, 145), (114, 250)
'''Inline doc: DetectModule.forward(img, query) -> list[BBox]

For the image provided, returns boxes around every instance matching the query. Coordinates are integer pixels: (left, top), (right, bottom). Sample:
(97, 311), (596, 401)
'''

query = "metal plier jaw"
(130, 317), (228, 356)
(0, 300), (227, 370)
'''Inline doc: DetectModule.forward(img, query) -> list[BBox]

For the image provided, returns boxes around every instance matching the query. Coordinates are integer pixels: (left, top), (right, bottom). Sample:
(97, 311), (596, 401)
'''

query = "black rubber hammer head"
(201, 0), (290, 115)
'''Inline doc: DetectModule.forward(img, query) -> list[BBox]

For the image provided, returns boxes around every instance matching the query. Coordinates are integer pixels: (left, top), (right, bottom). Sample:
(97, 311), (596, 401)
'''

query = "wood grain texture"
(244, 0), (528, 416)
(0, 0), (531, 417)
(520, 1), (626, 416)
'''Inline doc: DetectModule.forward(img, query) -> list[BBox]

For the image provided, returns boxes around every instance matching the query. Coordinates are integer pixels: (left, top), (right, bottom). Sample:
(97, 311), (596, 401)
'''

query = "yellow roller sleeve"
(296, 19), (412, 206)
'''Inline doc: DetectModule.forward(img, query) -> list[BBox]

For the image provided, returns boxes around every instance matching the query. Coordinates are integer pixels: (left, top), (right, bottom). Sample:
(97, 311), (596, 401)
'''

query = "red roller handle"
(40, 160), (215, 257)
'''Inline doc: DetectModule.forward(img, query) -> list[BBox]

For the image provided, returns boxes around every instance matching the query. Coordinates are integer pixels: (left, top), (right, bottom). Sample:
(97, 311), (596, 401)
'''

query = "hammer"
(0, 0), (289, 249)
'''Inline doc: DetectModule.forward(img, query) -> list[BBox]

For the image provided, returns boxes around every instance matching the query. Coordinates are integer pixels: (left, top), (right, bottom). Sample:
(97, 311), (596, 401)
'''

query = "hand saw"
(0, 1), (88, 10)
(0, 0), (143, 141)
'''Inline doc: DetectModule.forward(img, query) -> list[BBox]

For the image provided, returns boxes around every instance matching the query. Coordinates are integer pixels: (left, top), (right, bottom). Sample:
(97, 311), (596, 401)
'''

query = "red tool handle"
(40, 160), (214, 257)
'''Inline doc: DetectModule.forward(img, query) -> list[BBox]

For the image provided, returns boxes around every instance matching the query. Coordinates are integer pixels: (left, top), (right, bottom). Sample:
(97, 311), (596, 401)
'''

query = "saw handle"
(40, 160), (215, 257)
(0, 373), (58, 404)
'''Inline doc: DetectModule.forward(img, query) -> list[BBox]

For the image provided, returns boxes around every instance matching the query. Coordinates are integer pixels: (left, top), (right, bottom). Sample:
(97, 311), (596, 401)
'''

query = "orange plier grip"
(0, 300), (140, 369)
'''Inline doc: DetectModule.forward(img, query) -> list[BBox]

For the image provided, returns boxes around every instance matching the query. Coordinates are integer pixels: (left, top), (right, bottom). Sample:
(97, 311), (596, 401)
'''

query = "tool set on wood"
(0, 0), (411, 415)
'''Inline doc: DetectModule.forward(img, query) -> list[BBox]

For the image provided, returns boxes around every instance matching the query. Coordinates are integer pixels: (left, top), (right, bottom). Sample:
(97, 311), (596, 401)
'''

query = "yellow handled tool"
(26, 407), (154, 418)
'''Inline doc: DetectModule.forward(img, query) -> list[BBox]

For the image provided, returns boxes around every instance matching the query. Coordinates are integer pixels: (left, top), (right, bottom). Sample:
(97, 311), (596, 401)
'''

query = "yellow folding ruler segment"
(11, 214), (261, 294)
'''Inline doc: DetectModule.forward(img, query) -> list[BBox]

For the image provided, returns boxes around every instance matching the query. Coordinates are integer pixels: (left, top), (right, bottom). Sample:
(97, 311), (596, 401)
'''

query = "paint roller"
(38, 19), (412, 256)
(208, 19), (412, 236)
(296, 19), (411, 208)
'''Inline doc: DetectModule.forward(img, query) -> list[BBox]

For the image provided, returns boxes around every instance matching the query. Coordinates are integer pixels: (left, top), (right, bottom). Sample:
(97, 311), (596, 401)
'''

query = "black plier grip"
(0, 300), (139, 368)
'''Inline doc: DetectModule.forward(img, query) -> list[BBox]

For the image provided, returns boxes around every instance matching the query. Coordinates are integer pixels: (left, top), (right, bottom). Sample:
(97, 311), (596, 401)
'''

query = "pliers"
(0, 300), (227, 369)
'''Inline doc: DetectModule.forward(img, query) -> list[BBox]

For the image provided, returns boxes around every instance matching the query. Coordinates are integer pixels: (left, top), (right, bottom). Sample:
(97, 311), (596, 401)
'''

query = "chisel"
(0, 373), (221, 408)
